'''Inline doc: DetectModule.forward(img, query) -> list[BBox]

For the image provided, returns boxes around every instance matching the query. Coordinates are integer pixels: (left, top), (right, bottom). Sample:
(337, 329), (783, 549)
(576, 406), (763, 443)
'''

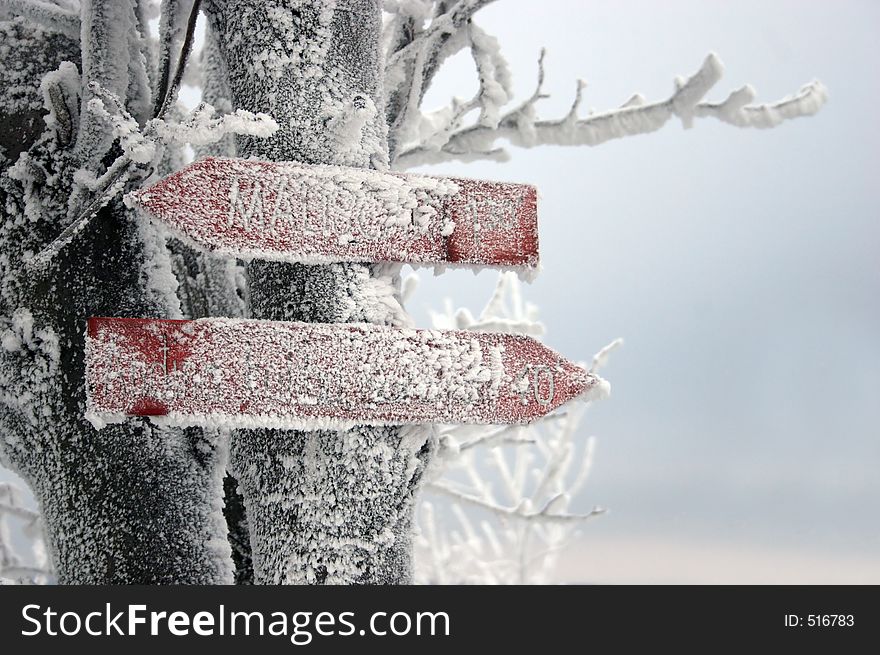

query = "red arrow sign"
(131, 157), (539, 273)
(85, 317), (606, 431)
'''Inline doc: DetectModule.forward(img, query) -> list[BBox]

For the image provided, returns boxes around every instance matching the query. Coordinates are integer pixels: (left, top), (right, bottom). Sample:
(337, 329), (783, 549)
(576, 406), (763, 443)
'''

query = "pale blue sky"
(406, 0), (880, 581)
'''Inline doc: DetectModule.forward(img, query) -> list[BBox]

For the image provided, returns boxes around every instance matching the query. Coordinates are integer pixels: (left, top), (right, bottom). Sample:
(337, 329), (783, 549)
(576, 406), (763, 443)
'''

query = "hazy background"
(2, 1), (877, 583)
(405, 0), (880, 582)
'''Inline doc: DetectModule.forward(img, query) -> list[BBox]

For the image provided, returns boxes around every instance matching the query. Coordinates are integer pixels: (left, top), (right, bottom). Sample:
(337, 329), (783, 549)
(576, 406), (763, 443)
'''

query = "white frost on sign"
(84, 317), (604, 432)
(129, 157), (540, 277)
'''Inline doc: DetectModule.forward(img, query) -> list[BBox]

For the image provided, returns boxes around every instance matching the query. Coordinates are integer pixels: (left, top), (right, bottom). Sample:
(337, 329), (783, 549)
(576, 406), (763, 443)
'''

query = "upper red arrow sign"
(85, 317), (607, 431)
(131, 157), (539, 273)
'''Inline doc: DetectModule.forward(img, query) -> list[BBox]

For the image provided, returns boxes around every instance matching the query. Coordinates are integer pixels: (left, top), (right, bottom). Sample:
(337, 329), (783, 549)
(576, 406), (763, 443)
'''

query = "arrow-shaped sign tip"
(579, 371), (611, 404)
(85, 319), (611, 430)
(546, 364), (610, 414)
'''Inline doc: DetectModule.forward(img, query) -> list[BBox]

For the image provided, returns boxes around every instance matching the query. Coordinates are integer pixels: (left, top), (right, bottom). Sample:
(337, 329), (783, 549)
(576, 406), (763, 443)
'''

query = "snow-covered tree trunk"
(0, 11), (232, 584)
(204, 0), (431, 584)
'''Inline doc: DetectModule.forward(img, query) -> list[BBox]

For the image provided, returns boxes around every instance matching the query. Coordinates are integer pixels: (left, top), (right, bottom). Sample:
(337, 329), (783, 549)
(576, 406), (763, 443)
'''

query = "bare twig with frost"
(415, 273), (620, 583)
(590, 337), (623, 375)
(383, 2), (826, 167)
(429, 481), (605, 524)
(395, 50), (828, 167)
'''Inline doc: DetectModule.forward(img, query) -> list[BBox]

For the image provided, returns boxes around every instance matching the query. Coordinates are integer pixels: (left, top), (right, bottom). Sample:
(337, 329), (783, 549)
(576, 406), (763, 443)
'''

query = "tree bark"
(0, 16), (232, 584)
(204, 0), (432, 584)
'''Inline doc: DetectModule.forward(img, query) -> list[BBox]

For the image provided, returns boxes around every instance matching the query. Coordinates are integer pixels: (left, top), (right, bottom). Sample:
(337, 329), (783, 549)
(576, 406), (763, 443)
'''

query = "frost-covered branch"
(394, 51), (828, 167)
(694, 80), (828, 128)
(429, 481), (605, 524)
(0, 0), (80, 39)
(455, 424), (535, 451)
(29, 87), (277, 269)
(74, 0), (138, 169)
(86, 87), (277, 165)
(590, 337), (623, 375)
(154, 102), (278, 146)
(156, 0), (187, 115)
(384, 0), (500, 156)
(415, 274), (619, 583)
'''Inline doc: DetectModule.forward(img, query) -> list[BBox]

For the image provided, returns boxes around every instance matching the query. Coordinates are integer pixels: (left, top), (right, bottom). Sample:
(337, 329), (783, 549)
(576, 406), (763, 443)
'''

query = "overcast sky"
(403, 0), (880, 582)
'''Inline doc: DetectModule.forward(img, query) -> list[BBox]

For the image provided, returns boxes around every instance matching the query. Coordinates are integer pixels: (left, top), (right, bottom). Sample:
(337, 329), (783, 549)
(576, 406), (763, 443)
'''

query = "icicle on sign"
(132, 157), (539, 274)
(85, 318), (607, 431)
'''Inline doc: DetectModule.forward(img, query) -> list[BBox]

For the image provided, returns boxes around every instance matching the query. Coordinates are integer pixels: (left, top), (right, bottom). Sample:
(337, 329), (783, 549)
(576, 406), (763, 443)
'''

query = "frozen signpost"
(79, 141), (607, 583)
(87, 159), (604, 429)
(132, 157), (539, 271)
(86, 317), (605, 429)
(84, 155), (608, 585)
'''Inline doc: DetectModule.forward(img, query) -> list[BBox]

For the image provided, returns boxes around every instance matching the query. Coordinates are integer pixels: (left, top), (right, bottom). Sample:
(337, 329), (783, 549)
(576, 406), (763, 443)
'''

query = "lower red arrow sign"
(85, 318), (608, 431)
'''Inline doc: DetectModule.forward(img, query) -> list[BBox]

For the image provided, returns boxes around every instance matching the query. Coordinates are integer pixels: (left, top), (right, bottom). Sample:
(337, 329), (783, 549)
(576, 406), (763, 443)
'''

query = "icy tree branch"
(456, 424), (535, 452)
(394, 52), (828, 167)
(590, 337), (623, 375)
(384, 0), (499, 156)
(74, 0), (137, 168)
(429, 481), (606, 524)
(0, 0), (80, 39)
(156, 0), (185, 116)
(29, 0), (209, 270)
(694, 80), (828, 128)
(152, 102), (278, 146)
(387, 0), (497, 89)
